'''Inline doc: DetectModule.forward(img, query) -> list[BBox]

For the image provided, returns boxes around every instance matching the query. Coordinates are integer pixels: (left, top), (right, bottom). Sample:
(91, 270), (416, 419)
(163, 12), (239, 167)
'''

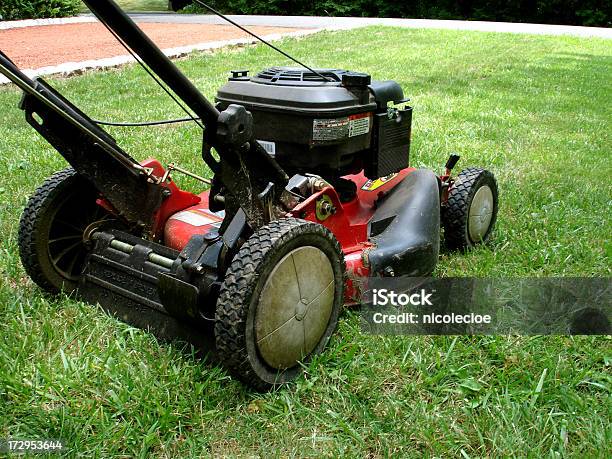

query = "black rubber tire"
(18, 167), (103, 294)
(443, 168), (499, 250)
(214, 218), (345, 391)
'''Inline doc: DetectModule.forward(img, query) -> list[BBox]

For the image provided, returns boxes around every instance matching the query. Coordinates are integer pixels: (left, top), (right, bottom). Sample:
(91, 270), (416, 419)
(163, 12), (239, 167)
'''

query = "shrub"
(179, 0), (611, 27)
(0, 0), (81, 21)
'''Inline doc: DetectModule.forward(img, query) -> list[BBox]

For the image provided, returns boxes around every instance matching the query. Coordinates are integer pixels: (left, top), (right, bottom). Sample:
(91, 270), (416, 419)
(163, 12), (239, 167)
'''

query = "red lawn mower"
(0, 1), (498, 390)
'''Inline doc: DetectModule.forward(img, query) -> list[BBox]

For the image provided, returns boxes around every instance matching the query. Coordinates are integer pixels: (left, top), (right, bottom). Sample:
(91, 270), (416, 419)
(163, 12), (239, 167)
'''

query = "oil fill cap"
(230, 70), (249, 81)
(342, 72), (371, 88)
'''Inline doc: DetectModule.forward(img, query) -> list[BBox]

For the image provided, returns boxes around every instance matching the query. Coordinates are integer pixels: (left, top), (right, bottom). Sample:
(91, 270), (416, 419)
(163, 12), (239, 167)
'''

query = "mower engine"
(216, 67), (412, 183)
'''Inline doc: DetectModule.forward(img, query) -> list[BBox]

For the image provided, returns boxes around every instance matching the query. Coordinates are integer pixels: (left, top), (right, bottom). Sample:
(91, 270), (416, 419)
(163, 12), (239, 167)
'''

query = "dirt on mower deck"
(0, 22), (303, 69)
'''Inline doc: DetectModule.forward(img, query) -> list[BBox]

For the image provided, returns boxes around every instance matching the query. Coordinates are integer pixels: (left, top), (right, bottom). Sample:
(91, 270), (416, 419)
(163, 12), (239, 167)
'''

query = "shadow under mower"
(0, 0), (498, 390)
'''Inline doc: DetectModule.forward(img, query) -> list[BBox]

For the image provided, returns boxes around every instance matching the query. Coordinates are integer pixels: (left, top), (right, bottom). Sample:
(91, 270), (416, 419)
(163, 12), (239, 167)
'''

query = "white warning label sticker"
(349, 113), (370, 137)
(313, 117), (349, 141)
(313, 113), (371, 141)
(169, 210), (220, 227)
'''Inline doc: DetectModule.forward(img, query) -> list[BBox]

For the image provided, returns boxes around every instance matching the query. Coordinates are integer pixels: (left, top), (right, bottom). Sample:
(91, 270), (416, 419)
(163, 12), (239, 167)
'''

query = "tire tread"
(18, 167), (79, 294)
(215, 218), (344, 391)
(443, 167), (498, 250)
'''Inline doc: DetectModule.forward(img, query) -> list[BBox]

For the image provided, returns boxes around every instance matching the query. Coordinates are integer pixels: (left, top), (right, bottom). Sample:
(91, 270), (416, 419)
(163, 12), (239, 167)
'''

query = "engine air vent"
(251, 67), (349, 86)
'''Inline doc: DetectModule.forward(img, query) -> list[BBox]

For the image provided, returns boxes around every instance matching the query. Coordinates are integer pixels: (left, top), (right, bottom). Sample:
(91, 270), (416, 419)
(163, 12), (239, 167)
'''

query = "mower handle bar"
(82, 0), (221, 129)
(0, 51), (137, 171)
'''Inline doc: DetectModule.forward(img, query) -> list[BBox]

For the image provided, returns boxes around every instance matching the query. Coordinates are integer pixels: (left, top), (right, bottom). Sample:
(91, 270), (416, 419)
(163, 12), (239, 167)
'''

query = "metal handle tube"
(82, 0), (220, 128)
(0, 51), (36, 90)
(0, 52), (136, 170)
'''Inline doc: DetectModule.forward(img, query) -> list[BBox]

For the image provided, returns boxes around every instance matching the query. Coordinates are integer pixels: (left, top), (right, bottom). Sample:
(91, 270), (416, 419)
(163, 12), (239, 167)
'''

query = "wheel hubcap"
(255, 246), (335, 369)
(468, 185), (494, 242)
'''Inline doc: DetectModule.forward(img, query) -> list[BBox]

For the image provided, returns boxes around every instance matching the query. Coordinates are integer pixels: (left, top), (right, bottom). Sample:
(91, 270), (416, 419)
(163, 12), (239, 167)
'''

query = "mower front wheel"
(214, 218), (345, 391)
(443, 168), (499, 250)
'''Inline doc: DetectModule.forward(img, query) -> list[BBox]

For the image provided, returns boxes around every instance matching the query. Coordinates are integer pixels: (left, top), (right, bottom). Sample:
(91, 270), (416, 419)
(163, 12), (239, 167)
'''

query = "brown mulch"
(0, 22), (303, 69)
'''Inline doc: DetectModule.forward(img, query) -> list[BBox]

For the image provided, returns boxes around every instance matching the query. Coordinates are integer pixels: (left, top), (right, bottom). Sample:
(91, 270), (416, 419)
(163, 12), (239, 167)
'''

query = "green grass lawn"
(0, 28), (611, 457)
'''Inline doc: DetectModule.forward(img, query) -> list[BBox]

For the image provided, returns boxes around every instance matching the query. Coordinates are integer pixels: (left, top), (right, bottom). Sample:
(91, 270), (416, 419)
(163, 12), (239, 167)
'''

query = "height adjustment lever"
(445, 153), (461, 173)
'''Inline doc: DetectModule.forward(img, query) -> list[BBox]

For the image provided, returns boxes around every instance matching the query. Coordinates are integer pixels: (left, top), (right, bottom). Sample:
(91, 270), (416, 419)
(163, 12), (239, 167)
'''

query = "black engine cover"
(216, 67), (410, 179)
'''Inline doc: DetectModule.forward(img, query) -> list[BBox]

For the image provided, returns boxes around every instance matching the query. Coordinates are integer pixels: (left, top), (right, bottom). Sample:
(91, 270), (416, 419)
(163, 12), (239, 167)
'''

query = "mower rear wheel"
(18, 167), (109, 294)
(214, 218), (345, 391)
(443, 168), (498, 250)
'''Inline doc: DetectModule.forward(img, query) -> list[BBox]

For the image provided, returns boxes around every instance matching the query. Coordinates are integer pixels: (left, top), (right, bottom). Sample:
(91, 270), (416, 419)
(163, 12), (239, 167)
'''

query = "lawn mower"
(0, 0), (498, 390)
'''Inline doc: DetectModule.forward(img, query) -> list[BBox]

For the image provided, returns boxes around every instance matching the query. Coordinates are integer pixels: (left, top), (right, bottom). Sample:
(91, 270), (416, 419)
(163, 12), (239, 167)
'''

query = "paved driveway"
(0, 21), (301, 70)
(127, 13), (612, 39)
